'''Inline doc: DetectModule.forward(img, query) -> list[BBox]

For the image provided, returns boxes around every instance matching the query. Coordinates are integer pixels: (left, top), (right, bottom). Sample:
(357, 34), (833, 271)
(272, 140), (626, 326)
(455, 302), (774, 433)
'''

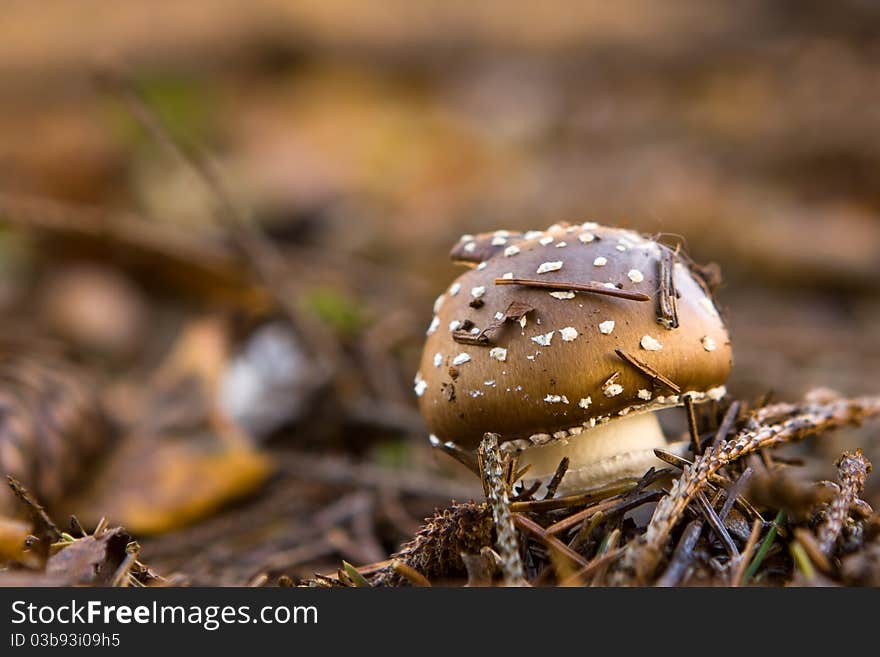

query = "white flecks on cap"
(491, 236), (508, 246)
(549, 291), (575, 300)
(530, 433), (552, 446)
(536, 261), (563, 274)
(428, 434), (441, 446)
(599, 320), (615, 335)
(471, 285), (486, 299)
(494, 311), (505, 320)
(555, 241), (567, 248)
(578, 396), (592, 409)
(414, 373), (427, 397)
(449, 319), (462, 331)
(449, 282), (461, 296)
(477, 262), (488, 270)
(452, 353), (471, 366)
(524, 230), (543, 240)
(640, 335), (663, 351)
(502, 271), (514, 279)
(702, 336), (717, 352)
(460, 234), (475, 241)
(489, 347), (507, 362)
(484, 380), (496, 387)
(593, 256), (607, 267)
(602, 282), (618, 289)
(426, 316), (440, 335)
(604, 384), (624, 397)
(578, 232), (595, 243)
(544, 394), (569, 404)
(469, 390), (484, 398)
(531, 331), (555, 346)
(581, 221), (599, 230)
(433, 294), (445, 313)
(539, 235), (554, 246)
(560, 327), (578, 342)
(504, 245), (521, 257)
(637, 389), (653, 401)
(627, 269), (644, 283)
(433, 352), (443, 367)
(464, 241), (476, 253)
(470, 327), (481, 335)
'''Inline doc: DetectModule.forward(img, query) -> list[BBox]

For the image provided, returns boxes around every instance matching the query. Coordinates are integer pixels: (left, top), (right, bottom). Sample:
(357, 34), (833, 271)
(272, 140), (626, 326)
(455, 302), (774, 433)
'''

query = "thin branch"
(494, 278), (650, 302)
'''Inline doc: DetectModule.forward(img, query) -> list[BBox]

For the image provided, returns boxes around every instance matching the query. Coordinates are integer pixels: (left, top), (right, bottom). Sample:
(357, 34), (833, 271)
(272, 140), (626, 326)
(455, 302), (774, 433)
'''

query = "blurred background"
(1, 1), (879, 583)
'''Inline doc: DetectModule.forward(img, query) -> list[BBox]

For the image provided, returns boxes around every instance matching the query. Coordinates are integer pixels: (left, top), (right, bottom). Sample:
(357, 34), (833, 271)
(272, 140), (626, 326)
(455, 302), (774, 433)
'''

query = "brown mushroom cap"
(416, 222), (732, 451)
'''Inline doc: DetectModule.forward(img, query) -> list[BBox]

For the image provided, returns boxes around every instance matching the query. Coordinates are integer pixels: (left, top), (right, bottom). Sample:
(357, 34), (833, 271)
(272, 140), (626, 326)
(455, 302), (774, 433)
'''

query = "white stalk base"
(519, 412), (687, 496)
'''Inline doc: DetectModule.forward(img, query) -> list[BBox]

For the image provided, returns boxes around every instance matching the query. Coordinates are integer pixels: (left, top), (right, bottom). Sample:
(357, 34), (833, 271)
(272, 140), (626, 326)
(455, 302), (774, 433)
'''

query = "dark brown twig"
(494, 278), (650, 302)
(657, 246), (679, 329)
(543, 458), (570, 500)
(513, 514), (588, 569)
(614, 349), (681, 394)
(684, 395), (702, 455)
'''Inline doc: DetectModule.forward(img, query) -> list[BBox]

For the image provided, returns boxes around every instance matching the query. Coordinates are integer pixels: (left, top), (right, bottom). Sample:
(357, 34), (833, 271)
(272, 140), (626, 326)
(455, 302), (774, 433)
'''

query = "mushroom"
(416, 222), (732, 495)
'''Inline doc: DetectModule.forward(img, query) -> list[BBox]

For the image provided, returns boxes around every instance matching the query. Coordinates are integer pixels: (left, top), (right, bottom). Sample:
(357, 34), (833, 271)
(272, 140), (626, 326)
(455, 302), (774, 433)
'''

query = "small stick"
(684, 395), (702, 455)
(509, 479), (640, 513)
(546, 489), (662, 536)
(6, 476), (61, 544)
(710, 401), (742, 449)
(717, 467), (753, 522)
(614, 349), (681, 394)
(513, 514), (588, 568)
(559, 546), (626, 587)
(792, 528), (832, 573)
(696, 491), (738, 558)
(731, 519), (763, 587)
(656, 520), (703, 587)
(543, 457), (570, 500)
(429, 436), (480, 477)
(494, 278), (650, 302)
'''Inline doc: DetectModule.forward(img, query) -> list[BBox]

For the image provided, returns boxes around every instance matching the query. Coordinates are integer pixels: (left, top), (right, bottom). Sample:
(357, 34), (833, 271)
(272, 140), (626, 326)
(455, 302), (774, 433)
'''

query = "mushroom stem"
(518, 412), (684, 496)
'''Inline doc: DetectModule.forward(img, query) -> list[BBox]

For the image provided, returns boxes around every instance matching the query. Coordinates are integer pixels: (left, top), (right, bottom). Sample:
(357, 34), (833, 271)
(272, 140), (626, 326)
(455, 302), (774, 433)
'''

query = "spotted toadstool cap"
(416, 222), (732, 451)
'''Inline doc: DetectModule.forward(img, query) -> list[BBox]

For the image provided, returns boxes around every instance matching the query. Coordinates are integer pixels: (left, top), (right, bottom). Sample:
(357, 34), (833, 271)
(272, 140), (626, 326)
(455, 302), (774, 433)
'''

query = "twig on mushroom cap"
(657, 247), (680, 329)
(479, 433), (527, 586)
(494, 277), (650, 302)
(627, 392), (880, 581)
(613, 349), (681, 394)
(815, 450), (873, 556)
